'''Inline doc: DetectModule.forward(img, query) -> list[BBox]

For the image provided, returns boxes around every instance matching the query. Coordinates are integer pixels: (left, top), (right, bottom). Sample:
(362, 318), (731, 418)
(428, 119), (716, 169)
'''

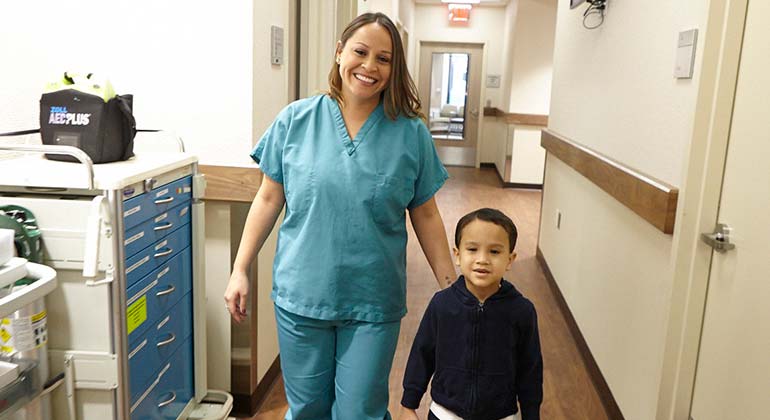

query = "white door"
(418, 42), (483, 167)
(690, 1), (770, 419)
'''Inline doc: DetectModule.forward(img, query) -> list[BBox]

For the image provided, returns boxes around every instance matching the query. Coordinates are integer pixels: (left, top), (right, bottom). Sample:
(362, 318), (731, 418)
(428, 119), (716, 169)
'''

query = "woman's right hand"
(224, 270), (249, 323)
(397, 407), (419, 420)
(224, 174), (285, 324)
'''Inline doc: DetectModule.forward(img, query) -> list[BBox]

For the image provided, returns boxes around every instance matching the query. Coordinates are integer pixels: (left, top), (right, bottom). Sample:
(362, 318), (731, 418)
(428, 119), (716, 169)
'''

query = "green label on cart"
(127, 295), (148, 335)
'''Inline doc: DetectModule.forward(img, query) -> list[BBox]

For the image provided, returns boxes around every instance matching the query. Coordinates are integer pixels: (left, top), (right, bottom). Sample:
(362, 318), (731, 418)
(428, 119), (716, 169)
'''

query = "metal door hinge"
(700, 223), (735, 253)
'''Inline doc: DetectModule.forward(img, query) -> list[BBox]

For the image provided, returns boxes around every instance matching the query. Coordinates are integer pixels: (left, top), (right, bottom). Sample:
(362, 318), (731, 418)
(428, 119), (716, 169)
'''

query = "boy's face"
(454, 219), (516, 302)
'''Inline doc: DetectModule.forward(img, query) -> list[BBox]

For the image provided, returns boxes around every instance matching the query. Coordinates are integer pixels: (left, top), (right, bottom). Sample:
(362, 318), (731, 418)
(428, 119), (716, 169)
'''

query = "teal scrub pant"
(274, 305), (401, 420)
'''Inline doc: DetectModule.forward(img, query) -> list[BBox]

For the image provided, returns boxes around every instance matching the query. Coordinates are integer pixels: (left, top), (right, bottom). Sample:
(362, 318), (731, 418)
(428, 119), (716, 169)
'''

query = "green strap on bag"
(43, 72), (116, 103)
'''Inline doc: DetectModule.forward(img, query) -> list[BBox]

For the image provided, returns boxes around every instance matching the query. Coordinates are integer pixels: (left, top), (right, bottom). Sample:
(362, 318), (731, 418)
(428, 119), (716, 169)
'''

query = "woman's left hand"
(409, 197), (456, 289)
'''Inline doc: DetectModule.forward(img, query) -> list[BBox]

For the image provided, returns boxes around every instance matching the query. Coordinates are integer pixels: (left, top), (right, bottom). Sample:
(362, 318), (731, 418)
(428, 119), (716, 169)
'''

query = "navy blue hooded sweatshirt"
(401, 276), (543, 420)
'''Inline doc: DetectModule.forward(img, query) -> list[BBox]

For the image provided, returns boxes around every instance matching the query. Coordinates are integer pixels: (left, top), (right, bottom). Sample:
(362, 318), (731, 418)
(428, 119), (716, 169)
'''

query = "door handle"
(700, 223), (735, 253)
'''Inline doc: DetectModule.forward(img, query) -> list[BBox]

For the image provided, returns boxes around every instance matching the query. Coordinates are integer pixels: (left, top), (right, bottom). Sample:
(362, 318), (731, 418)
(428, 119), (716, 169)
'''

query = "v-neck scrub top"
(251, 95), (449, 323)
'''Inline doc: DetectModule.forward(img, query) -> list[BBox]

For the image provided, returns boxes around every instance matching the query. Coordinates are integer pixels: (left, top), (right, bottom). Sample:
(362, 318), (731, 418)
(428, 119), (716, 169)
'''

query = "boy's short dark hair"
(455, 208), (518, 252)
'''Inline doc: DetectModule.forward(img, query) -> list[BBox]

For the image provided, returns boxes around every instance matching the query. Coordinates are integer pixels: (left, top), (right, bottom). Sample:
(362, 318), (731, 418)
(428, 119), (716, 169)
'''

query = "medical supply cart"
(0, 144), (231, 420)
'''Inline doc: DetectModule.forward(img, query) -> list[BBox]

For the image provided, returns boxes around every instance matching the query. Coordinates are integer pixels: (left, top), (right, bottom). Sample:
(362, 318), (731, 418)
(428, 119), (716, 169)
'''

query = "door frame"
(657, 1), (749, 419)
(416, 40), (487, 168)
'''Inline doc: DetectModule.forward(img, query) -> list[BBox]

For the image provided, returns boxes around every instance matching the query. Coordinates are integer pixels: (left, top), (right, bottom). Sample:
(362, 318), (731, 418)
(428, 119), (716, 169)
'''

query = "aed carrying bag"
(39, 73), (137, 163)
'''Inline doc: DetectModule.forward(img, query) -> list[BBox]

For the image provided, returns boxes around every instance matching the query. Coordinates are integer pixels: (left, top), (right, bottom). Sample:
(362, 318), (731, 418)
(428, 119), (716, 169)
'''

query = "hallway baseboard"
(479, 162), (543, 190)
(504, 182), (542, 190)
(230, 356), (282, 418)
(536, 247), (626, 420)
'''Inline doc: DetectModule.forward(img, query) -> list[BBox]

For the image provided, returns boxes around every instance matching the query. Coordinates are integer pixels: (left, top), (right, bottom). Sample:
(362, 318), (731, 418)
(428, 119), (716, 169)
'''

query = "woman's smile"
(354, 73), (378, 85)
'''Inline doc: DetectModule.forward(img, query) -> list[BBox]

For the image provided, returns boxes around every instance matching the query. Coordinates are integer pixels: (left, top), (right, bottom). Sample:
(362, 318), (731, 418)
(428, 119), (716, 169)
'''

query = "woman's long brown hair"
(328, 13), (425, 122)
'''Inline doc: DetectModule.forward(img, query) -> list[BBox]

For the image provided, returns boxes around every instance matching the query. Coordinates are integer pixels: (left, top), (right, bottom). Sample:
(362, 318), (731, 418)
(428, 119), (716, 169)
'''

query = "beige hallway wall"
(539, 0), (710, 419)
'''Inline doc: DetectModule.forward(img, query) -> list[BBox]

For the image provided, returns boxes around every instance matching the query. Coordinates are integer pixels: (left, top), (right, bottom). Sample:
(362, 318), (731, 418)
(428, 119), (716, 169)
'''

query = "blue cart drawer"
(125, 224), (191, 288)
(156, 338), (195, 419)
(130, 336), (194, 419)
(124, 203), (191, 257)
(128, 293), (193, 401)
(123, 176), (193, 230)
(126, 248), (192, 341)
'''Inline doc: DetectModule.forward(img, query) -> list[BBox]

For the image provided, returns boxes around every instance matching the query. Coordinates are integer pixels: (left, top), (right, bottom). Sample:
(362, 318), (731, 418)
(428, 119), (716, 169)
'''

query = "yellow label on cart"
(0, 327), (10, 343)
(31, 310), (47, 323)
(127, 295), (148, 335)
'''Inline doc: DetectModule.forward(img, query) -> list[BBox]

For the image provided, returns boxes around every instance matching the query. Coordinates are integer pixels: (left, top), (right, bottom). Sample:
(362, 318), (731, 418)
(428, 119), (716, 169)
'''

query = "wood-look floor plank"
(240, 167), (610, 420)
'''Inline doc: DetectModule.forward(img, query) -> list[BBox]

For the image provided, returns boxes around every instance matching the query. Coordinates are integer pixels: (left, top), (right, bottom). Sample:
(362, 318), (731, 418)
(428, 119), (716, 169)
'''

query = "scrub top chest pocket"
(283, 162), (314, 214)
(371, 174), (414, 228)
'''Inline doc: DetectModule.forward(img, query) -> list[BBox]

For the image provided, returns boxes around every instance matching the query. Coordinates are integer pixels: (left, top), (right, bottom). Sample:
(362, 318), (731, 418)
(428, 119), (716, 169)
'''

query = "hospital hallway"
(243, 166), (611, 420)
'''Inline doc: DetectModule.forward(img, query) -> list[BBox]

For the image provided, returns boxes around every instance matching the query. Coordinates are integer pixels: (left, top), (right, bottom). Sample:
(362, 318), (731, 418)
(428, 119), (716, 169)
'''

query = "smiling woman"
(224, 12), (456, 420)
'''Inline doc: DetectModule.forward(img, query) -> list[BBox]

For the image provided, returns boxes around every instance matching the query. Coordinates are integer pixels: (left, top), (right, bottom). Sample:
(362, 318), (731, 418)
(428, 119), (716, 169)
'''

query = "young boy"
(399, 208), (543, 420)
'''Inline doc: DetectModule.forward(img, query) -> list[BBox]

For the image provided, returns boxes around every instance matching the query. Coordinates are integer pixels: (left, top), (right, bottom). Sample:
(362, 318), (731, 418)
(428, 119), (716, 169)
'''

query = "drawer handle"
(154, 197), (174, 204)
(154, 248), (173, 258)
(157, 333), (176, 348)
(157, 391), (177, 408)
(156, 284), (176, 297)
(154, 222), (174, 231)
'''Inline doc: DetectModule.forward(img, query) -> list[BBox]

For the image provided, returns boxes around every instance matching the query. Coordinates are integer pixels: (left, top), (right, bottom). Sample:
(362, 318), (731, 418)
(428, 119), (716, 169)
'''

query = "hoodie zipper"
(470, 301), (484, 418)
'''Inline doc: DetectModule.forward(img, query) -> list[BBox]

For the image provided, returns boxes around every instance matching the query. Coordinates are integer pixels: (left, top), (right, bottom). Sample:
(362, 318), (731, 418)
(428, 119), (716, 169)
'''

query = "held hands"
(224, 270), (249, 323)
(397, 407), (420, 420)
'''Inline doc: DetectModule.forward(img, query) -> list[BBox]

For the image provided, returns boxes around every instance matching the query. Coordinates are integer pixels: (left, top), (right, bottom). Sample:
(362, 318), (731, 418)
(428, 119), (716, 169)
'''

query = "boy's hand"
(397, 407), (420, 420)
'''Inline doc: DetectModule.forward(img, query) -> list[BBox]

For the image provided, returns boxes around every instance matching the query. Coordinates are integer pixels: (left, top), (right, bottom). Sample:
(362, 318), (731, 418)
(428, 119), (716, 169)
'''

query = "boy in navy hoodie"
(399, 208), (543, 420)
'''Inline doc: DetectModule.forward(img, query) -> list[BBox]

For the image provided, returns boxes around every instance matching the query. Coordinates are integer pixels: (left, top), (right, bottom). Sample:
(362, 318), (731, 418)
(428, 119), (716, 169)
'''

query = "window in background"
(428, 53), (469, 141)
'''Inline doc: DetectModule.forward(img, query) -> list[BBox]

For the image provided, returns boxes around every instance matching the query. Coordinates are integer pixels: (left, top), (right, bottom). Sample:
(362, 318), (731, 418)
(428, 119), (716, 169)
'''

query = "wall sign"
(486, 75), (501, 88)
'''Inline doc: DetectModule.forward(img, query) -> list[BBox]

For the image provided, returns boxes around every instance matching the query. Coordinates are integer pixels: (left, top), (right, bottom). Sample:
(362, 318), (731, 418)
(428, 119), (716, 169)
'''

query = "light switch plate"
(675, 29), (698, 79)
(271, 26), (284, 66)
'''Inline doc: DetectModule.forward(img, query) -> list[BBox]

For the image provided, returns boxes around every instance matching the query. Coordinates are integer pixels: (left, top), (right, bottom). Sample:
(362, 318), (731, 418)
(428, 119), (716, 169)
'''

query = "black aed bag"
(39, 73), (137, 163)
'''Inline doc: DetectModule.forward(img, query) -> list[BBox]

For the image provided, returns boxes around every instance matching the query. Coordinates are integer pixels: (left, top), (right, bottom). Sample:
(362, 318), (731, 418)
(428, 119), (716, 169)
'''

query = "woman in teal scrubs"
(224, 12), (456, 420)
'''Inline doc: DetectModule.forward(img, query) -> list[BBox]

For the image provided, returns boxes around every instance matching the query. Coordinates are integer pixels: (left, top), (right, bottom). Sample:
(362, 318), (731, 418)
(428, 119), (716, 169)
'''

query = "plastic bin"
(0, 359), (41, 419)
(0, 262), (57, 420)
(0, 360), (19, 389)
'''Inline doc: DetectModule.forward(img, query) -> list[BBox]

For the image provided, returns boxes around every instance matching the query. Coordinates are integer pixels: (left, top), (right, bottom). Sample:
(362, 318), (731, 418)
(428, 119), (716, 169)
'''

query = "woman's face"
(336, 23), (393, 106)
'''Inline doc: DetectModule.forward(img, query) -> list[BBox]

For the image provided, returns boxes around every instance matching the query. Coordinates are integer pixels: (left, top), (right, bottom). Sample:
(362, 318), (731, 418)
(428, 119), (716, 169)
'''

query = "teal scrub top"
(251, 94), (449, 322)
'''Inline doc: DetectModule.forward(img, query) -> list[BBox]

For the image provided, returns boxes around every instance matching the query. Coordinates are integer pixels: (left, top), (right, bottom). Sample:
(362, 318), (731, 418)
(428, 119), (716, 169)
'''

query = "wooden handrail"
(198, 164), (262, 203)
(483, 107), (549, 126)
(541, 129), (678, 234)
